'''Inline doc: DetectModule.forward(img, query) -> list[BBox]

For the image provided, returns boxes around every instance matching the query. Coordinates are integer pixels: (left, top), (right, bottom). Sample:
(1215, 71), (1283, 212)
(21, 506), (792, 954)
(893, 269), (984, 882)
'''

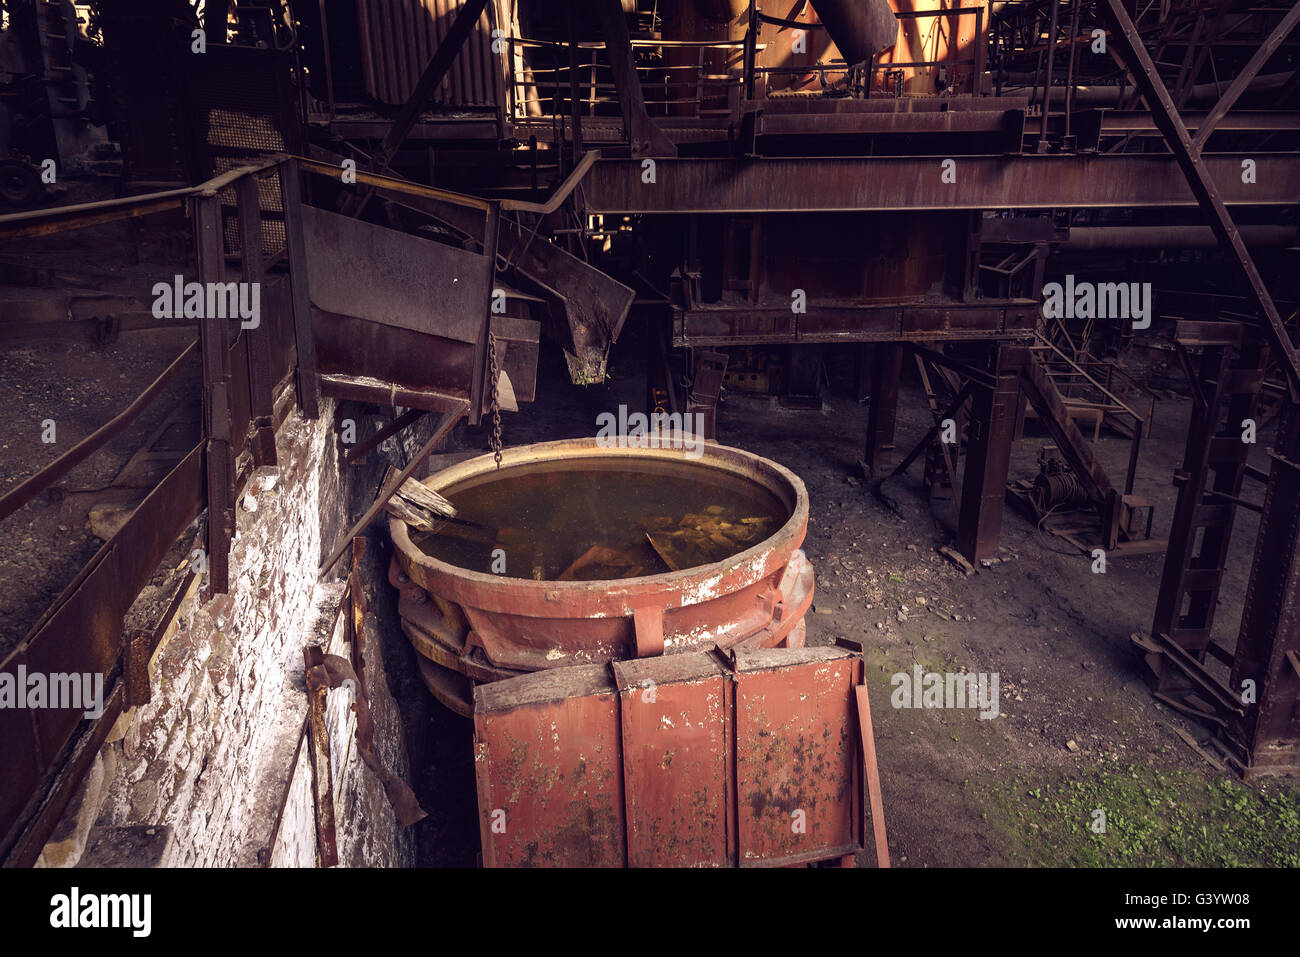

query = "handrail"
(503, 150), (600, 213)
(509, 36), (749, 50)
(296, 149), (600, 215)
(0, 339), (200, 523)
(1035, 333), (1143, 422)
(295, 155), (492, 212)
(0, 154), (529, 238)
(0, 159), (279, 239)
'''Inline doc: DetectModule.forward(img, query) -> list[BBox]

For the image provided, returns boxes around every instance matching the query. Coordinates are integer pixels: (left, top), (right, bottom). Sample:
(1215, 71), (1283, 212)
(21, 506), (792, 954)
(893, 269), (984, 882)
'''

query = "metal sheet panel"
(20, 445), (205, 760)
(612, 655), (731, 868)
(582, 154), (1300, 213)
(473, 665), (627, 867)
(470, 645), (872, 867)
(300, 205), (490, 344)
(0, 652), (39, 847)
(733, 646), (863, 866)
(356, 0), (505, 107)
(312, 307), (474, 399)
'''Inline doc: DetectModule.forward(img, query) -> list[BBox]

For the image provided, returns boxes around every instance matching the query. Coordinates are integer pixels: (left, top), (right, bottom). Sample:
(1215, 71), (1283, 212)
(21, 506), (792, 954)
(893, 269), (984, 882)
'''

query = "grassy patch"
(980, 762), (1300, 867)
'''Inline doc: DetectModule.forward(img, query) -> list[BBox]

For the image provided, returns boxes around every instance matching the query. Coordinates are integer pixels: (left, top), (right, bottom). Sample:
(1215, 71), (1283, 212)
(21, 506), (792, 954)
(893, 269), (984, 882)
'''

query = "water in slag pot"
(411, 456), (790, 581)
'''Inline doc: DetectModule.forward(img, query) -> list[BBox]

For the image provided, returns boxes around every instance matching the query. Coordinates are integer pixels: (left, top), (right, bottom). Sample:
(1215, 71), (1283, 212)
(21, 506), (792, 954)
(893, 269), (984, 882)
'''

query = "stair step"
(1167, 625), (1212, 646)
(1207, 436), (1250, 464)
(1192, 503), (1234, 527)
(1179, 568), (1224, 592)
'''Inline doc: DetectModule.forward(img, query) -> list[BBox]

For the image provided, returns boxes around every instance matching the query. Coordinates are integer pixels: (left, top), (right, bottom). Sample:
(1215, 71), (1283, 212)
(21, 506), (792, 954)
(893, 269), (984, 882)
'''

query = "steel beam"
(1231, 406), (1300, 776)
(1063, 224), (1295, 250)
(1099, 0), (1300, 401)
(581, 153), (1300, 213)
(1099, 110), (1300, 134)
(584, 0), (676, 158)
(674, 299), (1038, 347)
(957, 344), (1025, 563)
(337, 0), (489, 219)
(280, 159), (322, 419)
(864, 345), (903, 475)
(1037, 0), (1061, 149)
(1191, 3), (1300, 154)
(194, 194), (234, 597)
(236, 175), (277, 468)
(755, 108), (1026, 138)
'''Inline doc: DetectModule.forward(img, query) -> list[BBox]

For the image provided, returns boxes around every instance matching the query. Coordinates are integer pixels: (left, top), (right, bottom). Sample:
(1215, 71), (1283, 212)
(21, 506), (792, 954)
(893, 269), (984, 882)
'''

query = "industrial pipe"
(808, 0), (899, 67)
(1011, 70), (1295, 105)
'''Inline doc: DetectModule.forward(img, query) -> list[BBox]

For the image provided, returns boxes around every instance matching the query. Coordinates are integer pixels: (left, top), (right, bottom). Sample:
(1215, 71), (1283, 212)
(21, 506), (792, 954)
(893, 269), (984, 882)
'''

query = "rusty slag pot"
(387, 436), (814, 715)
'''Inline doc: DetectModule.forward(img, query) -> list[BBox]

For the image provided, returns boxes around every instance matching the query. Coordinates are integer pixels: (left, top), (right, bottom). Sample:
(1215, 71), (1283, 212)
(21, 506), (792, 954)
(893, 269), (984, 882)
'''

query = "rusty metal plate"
(612, 655), (731, 868)
(901, 305), (1009, 336)
(300, 205), (489, 344)
(474, 665), (627, 867)
(0, 650), (39, 848)
(20, 444), (205, 762)
(733, 646), (863, 867)
(471, 644), (872, 868)
(356, 0), (503, 107)
(489, 315), (541, 405)
(581, 154), (1300, 214)
(312, 307), (474, 399)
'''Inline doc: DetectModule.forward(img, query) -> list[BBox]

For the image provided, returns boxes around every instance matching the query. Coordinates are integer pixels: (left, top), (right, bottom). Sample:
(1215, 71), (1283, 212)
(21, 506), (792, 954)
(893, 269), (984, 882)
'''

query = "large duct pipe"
(808, 0), (899, 67)
(1011, 71), (1295, 106)
(1064, 225), (1295, 250)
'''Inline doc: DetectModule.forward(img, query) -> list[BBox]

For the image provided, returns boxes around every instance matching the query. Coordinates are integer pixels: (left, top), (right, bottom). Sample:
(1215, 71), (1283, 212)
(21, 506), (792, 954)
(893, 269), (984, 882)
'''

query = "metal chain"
(487, 330), (503, 468)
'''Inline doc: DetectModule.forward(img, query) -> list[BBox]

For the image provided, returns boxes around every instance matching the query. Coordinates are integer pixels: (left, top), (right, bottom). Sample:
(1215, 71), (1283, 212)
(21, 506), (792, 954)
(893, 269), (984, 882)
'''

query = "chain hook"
(487, 330), (503, 469)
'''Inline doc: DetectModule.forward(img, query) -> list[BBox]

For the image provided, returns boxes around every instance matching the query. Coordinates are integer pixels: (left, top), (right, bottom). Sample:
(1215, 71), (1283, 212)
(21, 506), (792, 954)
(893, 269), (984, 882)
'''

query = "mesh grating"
(188, 46), (300, 258)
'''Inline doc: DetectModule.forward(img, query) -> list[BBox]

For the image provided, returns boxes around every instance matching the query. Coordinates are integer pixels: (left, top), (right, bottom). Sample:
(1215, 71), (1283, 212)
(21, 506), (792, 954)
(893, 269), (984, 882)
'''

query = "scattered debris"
(938, 545), (975, 576)
(382, 469), (458, 533)
(87, 503), (133, 542)
(1164, 723), (1228, 772)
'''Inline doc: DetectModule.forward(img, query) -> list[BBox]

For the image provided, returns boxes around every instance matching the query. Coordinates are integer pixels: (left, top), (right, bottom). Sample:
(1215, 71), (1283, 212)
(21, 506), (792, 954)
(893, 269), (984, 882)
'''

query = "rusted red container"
(388, 437), (814, 715)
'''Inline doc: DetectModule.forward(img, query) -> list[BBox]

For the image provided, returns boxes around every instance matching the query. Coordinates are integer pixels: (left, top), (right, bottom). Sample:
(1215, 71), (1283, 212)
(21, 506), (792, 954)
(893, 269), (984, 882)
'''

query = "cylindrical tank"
(389, 437), (814, 715)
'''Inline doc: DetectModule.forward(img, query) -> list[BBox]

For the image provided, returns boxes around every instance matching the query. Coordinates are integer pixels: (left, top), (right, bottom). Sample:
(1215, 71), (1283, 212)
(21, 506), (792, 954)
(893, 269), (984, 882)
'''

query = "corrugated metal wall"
(355, 0), (507, 107)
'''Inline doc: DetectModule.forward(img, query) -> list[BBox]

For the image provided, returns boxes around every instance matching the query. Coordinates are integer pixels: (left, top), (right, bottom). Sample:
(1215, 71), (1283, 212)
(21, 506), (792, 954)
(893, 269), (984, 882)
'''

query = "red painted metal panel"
(474, 665), (627, 867)
(733, 647), (863, 866)
(471, 646), (874, 867)
(613, 656), (730, 867)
